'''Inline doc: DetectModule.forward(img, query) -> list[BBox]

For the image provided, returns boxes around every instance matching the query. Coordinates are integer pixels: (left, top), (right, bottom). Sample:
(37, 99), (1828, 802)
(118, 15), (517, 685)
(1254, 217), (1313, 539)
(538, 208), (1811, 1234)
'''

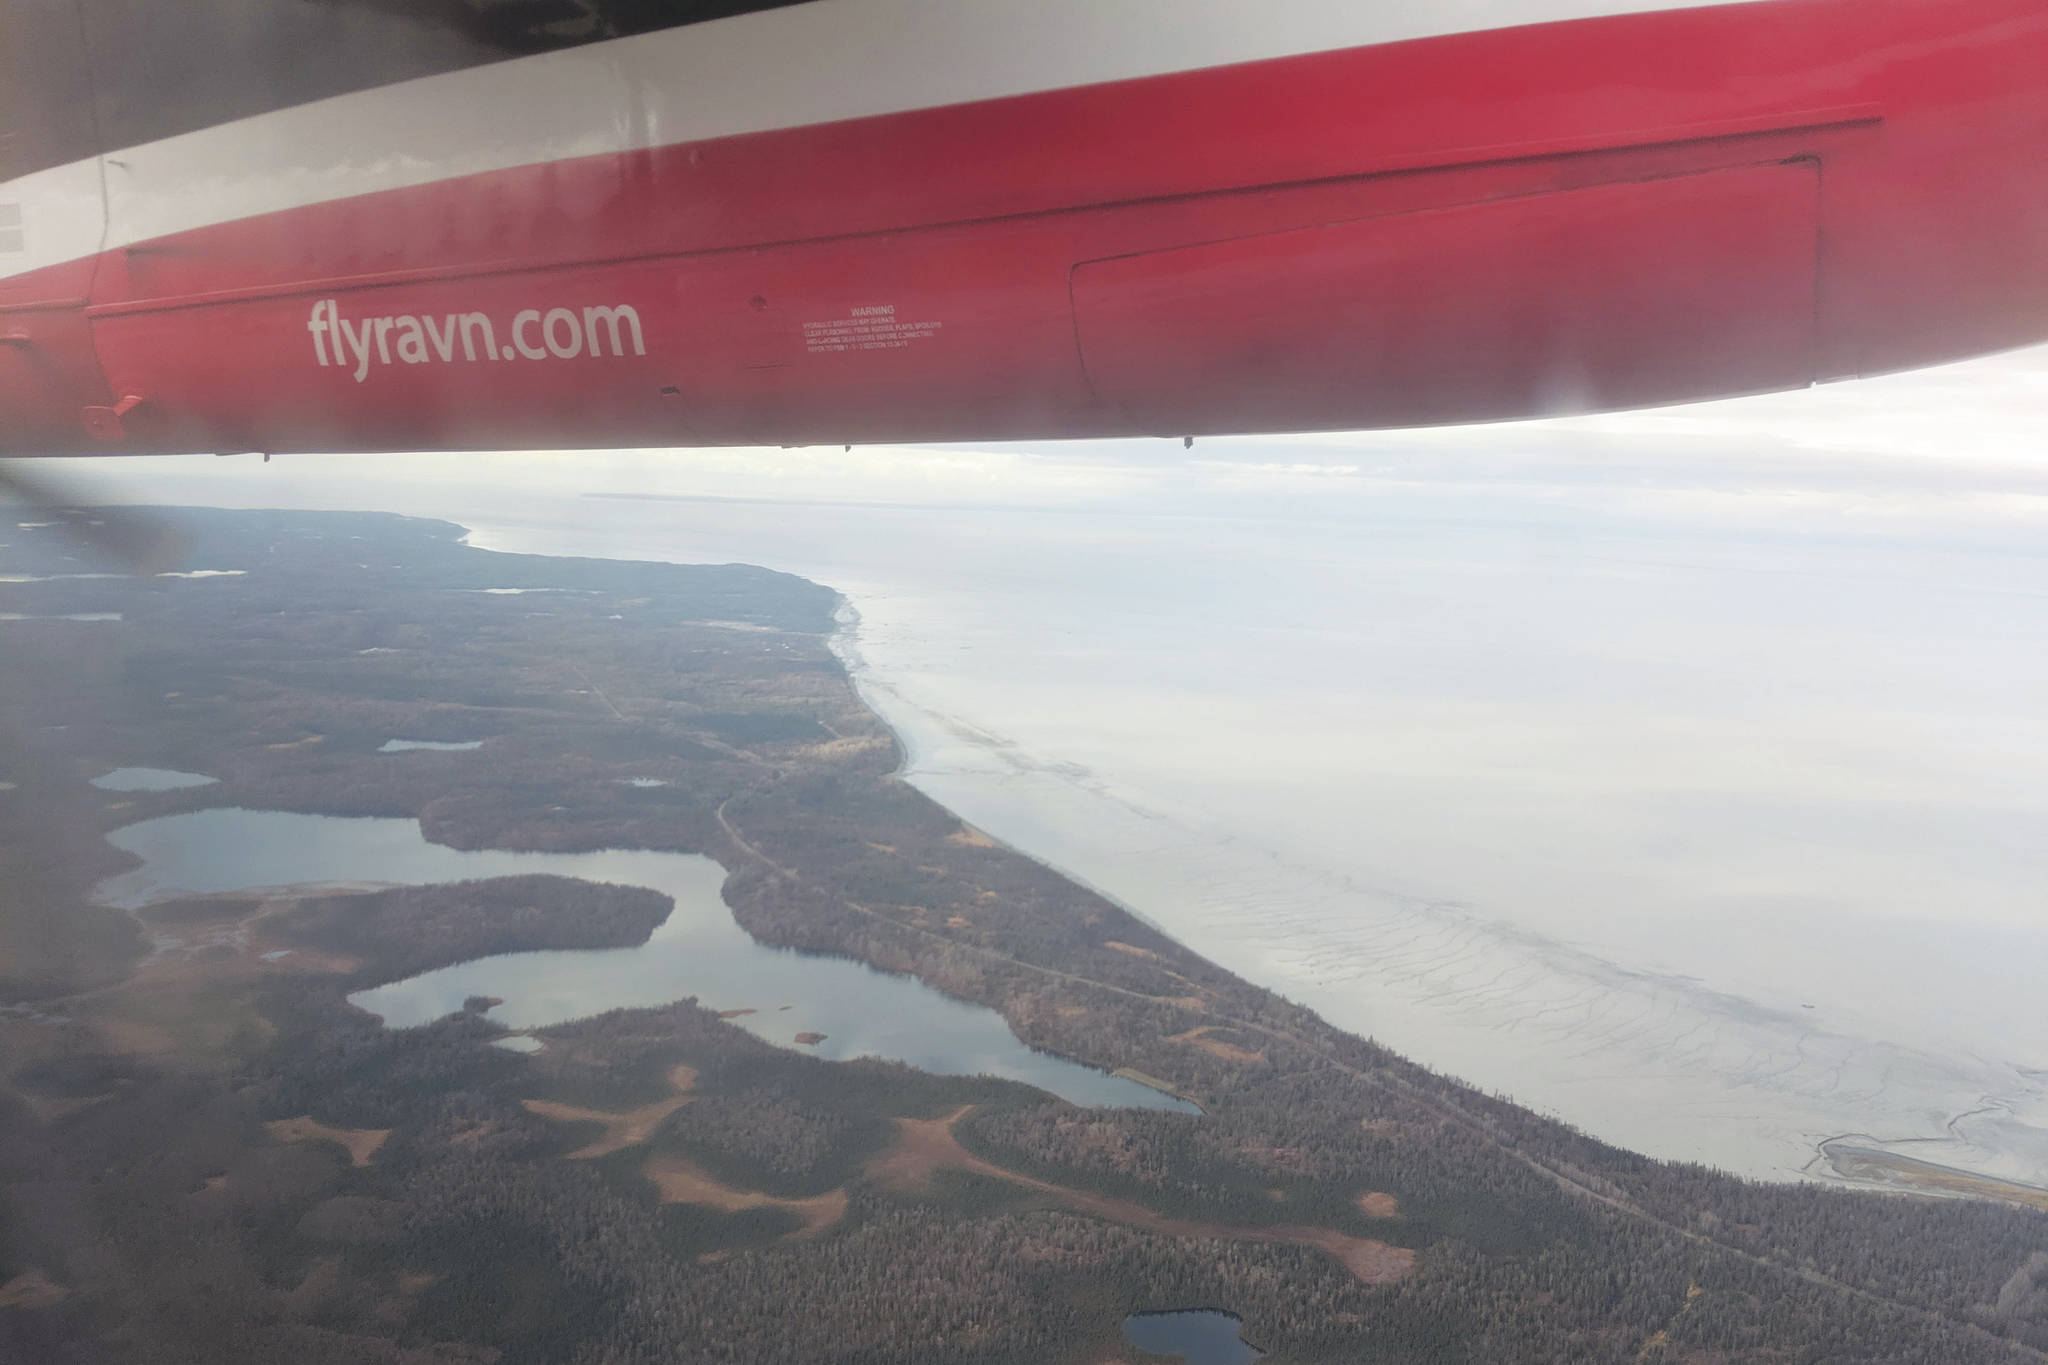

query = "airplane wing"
(2, 0), (2046, 457)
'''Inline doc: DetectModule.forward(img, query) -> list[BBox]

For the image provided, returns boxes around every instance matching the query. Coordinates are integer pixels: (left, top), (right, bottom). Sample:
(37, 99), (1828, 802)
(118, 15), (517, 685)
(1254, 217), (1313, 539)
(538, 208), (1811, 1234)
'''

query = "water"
(97, 808), (1195, 1111)
(0, 571), (236, 582)
(90, 767), (218, 792)
(0, 612), (122, 622)
(454, 492), (2048, 1185)
(1122, 1311), (1261, 1365)
(378, 739), (485, 753)
(49, 348), (2048, 1185)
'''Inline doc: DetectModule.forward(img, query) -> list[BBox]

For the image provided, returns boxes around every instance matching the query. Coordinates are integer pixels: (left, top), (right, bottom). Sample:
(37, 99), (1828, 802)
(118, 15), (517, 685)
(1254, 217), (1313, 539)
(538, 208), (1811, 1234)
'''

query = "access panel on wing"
(0, 0), (113, 452)
(1071, 162), (1822, 435)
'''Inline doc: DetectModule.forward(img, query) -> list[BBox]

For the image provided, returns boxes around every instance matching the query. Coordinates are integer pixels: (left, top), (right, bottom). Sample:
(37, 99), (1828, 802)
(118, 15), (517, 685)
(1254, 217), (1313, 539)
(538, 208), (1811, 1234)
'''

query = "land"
(280, 877), (674, 985)
(0, 507), (2045, 1364)
(1824, 1145), (2048, 1215)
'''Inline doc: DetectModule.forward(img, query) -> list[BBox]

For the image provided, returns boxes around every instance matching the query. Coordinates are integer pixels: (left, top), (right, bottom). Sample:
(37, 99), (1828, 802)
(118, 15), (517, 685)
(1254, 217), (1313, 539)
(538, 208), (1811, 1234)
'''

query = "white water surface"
(90, 767), (219, 792)
(45, 345), (2048, 1186)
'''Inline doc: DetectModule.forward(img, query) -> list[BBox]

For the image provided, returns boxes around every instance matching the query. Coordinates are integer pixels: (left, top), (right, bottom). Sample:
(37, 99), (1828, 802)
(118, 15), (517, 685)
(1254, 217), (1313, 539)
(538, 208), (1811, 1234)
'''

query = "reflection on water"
(99, 809), (1194, 1111)
(1122, 1310), (1261, 1365)
(90, 767), (218, 792)
(377, 739), (485, 753)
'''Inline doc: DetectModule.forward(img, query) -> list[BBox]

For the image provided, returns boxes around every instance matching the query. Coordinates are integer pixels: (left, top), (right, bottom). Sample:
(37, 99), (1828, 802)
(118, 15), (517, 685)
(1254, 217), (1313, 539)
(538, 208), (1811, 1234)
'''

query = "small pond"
(1122, 1311), (1262, 1365)
(378, 739), (485, 753)
(91, 768), (219, 792)
(98, 808), (1196, 1112)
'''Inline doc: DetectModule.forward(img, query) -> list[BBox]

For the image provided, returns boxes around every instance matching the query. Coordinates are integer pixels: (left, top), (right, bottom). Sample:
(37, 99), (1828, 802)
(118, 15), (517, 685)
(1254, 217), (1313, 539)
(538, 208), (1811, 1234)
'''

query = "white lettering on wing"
(802, 303), (943, 355)
(307, 299), (646, 382)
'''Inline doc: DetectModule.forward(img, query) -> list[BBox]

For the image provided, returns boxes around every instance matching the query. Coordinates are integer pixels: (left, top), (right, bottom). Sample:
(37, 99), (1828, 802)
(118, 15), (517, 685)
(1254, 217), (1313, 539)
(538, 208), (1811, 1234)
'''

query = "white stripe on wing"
(1, 0), (1771, 284)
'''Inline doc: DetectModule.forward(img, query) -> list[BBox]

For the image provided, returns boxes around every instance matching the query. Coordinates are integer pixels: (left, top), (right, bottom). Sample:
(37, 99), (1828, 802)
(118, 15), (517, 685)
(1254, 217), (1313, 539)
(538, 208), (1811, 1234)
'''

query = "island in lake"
(1, 507), (2044, 1365)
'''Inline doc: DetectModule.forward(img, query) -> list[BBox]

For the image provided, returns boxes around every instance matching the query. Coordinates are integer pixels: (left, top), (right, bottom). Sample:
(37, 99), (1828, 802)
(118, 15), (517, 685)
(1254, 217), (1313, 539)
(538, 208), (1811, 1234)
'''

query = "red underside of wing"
(3, 0), (2046, 453)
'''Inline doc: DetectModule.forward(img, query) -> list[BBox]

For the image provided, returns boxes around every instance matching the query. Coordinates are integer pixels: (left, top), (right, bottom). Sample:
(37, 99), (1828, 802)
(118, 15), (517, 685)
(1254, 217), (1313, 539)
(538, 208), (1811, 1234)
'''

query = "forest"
(278, 876), (674, 984)
(0, 507), (2044, 1364)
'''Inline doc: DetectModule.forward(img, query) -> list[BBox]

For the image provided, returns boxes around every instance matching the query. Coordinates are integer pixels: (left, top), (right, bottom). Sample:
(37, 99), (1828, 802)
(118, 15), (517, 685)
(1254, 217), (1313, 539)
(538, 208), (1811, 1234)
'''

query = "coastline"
(817, 582), (2048, 1198)
(431, 507), (2048, 1198)
(26, 408), (2048, 1210)
(12, 465), (2048, 1359)
(824, 599), (1180, 943)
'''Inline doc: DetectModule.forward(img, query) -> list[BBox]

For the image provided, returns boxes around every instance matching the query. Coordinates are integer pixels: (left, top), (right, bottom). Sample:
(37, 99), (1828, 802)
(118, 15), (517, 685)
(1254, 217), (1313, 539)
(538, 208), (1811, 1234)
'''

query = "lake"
(1122, 1310), (1261, 1365)
(97, 808), (1195, 1111)
(90, 768), (218, 792)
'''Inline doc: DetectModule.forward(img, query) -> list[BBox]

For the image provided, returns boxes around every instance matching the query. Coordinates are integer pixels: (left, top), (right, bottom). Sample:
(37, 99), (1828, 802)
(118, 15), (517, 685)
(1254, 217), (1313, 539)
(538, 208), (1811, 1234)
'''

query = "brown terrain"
(265, 1116), (392, 1168)
(521, 1064), (700, 1159)
(641, 1154), (850, 1242)
(863, 1106), (1414, 1286)
(515, 1064), (851, 1242)
(1167, 1025), (1267, 1067)
(0, 1269), (72, 1310)
(1355, 1191), (1401, 1219)
(511, 1087), (1414, 1284)
(1826, 1145), (2048, 1214)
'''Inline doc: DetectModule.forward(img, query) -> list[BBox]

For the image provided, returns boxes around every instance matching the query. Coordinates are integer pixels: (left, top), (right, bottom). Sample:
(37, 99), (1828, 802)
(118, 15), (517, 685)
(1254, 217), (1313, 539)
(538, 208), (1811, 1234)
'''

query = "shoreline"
(13, 504), (2048, 1361)
(815, 579), (2048, 1202)
(824, 598), (1181, 945)
(433, 513), (2048, 1201)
